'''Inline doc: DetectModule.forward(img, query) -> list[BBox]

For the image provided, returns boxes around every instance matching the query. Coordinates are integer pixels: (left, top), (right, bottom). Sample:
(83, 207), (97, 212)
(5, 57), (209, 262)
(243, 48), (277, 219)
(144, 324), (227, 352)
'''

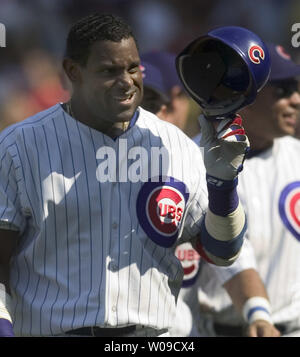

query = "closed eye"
(99, 67), (117, 74)
(128, 62), (140, 74)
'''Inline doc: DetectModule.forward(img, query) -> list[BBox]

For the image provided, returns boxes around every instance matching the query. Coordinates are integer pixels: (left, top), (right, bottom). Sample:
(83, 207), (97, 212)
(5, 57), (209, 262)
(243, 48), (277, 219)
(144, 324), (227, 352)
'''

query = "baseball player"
(140, 51), (191, 132)
(141, 53), (279, 338)
(0, 15), (256, 337)
(193, 43), (300, 337)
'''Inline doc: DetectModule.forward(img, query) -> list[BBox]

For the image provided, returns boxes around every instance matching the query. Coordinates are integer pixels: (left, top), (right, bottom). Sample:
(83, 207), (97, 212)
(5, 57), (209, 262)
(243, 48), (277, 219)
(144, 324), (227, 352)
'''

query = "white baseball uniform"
(189, 135), (300, 336)
(168, 132), (258, 337)
(238, 135), (300, 335)
(169, 238), (256, 336)
(0, 103), (209, 336)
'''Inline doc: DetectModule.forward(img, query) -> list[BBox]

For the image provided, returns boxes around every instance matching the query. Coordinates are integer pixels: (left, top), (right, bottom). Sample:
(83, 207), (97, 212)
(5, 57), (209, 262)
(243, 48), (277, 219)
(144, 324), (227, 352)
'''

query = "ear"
(170, 85), (182, 99)
(62, 58), (82, 84)
(156, 105), (169, 121)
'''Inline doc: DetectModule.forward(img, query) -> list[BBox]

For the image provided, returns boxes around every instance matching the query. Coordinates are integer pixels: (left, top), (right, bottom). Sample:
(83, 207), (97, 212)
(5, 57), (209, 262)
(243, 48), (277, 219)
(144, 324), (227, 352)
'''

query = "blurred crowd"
(0, 0), (299, 133)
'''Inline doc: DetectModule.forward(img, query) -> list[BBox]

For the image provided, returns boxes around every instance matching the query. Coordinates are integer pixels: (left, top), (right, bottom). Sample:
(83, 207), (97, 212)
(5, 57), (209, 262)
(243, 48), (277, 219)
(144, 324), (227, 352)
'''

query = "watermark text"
(0, 23), (6, 47)
(291, 23), (300, 48)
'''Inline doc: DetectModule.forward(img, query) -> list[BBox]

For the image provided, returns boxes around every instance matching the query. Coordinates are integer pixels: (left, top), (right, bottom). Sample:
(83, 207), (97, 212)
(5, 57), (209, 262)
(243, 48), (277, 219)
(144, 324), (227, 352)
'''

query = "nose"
(117, 71), (133, 90)
(289, 91), (300, 108)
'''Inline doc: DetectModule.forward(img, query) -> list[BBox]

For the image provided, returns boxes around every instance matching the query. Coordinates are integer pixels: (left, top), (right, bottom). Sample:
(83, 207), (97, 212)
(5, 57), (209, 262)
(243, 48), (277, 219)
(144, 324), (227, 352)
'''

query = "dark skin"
(0, 230), (18, 293)
(63, 37), (143, 138)
(0, 37), (144, 294)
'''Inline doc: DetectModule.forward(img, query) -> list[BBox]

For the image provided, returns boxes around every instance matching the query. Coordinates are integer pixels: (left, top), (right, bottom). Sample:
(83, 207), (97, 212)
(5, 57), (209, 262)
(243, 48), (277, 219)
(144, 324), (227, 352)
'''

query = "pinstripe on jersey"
(0, 104), (208, 336)
(237, 136), (300, 327)
(182, 136), (300, 333)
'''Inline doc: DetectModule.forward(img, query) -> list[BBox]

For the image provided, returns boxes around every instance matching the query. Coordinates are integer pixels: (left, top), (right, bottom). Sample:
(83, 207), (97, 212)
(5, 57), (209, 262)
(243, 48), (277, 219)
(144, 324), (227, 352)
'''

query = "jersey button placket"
(109, 181), (120, 325)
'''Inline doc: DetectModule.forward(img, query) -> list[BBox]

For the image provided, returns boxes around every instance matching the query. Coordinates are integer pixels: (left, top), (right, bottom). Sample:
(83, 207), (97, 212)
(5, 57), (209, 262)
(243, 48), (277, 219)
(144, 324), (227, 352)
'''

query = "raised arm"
(193, 114), (248, 266)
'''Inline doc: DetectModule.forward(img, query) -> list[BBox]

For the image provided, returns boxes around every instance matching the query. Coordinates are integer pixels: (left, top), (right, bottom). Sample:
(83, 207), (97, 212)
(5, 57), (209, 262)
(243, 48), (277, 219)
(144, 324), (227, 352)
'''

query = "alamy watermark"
(291, 23), (300, 48)
(94, 138), (204, 185)
(95, 139), (170, 183)
(0, 23), (6, 47)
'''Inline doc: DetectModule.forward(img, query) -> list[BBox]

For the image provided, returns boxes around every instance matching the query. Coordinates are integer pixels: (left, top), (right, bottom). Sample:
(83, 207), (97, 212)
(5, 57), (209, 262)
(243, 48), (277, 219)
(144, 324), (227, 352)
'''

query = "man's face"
(242, 79), (300, 139)
(270, 80), (300, 136)
(76, 37), (143, 123)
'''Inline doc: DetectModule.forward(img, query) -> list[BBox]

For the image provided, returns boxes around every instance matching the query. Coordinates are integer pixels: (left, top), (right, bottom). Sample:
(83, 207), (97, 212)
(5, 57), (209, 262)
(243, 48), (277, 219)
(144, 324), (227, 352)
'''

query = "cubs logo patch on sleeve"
(175, 242), (201, 287)
(136, 177), (189, 247)
(279, 181), (300, 242)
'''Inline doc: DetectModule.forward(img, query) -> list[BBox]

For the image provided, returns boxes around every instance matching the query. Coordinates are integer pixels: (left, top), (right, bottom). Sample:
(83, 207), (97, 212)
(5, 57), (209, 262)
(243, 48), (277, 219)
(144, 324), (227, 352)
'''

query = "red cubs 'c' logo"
(147, 187), (185, 236)
(248, 45), (265, 64)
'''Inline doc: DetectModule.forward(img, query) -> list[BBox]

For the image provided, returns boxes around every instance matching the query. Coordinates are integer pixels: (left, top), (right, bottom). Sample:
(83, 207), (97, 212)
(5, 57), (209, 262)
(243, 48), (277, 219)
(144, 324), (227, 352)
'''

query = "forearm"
(224, 268), (276, 332)
(194, 177), (246, 266)
(224, 268), (268, 313)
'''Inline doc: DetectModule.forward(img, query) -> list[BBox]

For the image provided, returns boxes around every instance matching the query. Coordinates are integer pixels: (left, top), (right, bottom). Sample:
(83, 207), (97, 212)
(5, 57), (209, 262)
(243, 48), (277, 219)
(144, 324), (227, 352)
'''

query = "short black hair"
(65, 13), (138, 66)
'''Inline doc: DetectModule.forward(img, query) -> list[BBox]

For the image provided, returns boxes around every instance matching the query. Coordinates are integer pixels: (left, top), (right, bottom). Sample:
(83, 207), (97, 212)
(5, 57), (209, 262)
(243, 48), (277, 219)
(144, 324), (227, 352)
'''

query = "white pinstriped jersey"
(0, 104), (208, 336)
(238, 136), (300, 328)
(189, 136), (300, 334)
(169, 238), (256, 336)
(169, 132), (258, 336)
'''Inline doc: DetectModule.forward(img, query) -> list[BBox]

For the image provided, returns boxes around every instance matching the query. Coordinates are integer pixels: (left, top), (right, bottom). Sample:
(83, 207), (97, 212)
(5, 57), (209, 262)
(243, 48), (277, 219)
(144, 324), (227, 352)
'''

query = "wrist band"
(0, 283), (14, 336)
(242, 296), (273, 324)
(206, 174), (239, 216)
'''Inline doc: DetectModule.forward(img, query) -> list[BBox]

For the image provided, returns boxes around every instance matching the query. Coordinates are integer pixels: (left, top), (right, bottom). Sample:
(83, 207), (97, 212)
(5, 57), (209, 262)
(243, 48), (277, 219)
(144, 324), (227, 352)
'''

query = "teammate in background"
(195, 43), (300, 337)
(141, 56), (280, 337)
(140, 51), (201, 137)
(140, 51), (190, 131)
(0, 14), (249, 337)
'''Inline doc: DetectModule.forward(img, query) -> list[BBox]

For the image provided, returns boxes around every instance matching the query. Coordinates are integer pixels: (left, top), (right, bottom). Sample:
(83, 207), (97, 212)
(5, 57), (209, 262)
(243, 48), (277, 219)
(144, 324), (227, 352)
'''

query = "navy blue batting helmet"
(176, 26), (271, 117)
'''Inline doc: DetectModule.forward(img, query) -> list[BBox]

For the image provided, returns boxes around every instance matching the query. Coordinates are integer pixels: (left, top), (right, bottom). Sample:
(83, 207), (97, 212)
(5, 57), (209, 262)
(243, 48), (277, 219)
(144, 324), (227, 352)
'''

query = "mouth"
(281, 111), (298, 128)
(113, 91), (136, 106)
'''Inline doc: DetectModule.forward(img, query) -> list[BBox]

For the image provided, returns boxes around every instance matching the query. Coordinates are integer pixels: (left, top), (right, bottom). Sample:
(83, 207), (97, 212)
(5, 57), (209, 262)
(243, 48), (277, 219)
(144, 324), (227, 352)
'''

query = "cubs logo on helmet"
(136, 177), (189, 247)
(279, 181), (300, 242)
(175, 242), (201, 287)
(248, 45), (265, 64)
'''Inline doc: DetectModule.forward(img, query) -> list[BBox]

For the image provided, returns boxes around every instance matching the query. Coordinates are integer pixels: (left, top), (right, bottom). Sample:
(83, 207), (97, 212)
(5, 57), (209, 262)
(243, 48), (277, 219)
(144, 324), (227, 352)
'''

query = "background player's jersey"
(192, 136), (300, 334)
(0, 104), (208, 336)
(169, 238), (256, 336)
(238, 136), (300, 327)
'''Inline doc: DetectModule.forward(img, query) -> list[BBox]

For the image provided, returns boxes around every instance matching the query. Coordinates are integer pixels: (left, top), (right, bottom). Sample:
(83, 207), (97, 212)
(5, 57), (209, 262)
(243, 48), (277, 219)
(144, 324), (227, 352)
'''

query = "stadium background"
(0, 0), (299, 136)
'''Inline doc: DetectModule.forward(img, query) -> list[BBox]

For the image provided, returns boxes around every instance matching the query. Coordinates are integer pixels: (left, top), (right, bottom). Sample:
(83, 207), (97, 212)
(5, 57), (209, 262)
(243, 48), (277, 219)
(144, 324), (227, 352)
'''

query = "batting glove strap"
(206, 174), (239, 216)
(0, 283), (14, 337)
(242, 297), (273, 325)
